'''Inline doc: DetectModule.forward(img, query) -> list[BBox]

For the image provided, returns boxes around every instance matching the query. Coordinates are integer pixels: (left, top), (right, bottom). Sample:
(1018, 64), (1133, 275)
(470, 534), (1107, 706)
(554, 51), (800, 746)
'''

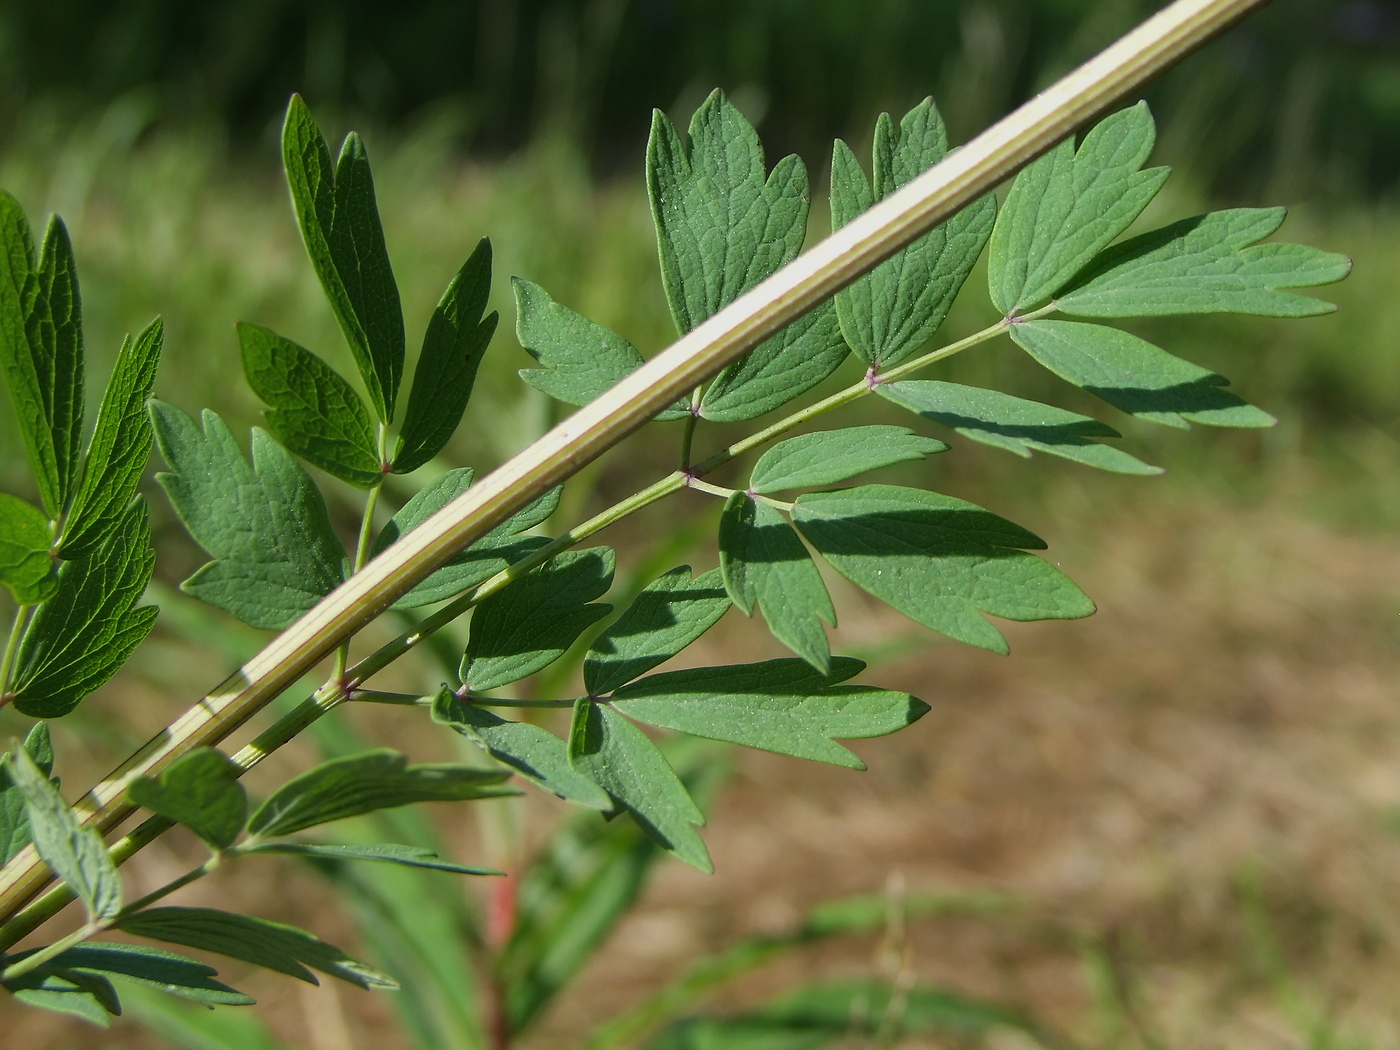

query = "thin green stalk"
(463, 696), (577, 709)
(679, 386), (703, 469)
(0, 919), (99, 982)
(335, 450), (387, 680)
(0, 604), (30, 703)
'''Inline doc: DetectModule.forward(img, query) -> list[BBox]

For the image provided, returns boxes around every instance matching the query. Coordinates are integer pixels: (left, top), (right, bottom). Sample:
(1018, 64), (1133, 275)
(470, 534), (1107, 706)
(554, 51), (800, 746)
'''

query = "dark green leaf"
(793, 484), (1095, 654)
(1, 724), (55, 865)
(237, 322), (382, 488)
(1057, 207), (1352, 317)
(433, 690), (611, 809)
(614, 657), (927, 769)
(460, 547), (615, 692)
(584, 566), (732, 696)
(719, 495), (834, 673)
(569, 701), (711, 871)
(126, 749), (247, 851)
(281, 95), (404, 420)
(648, 90), (809, 334)
(10, 498), (157, 717)
(240, 840), (502, 877)
(515, 278), (688, 420)
(3, 745), (122, 922)
(60, 317), (163, 558)
(0, 492), (56, 604)
(749, 425), (946, 492)
(5, 971), (115, 1025)
(394, 238), (498, 473)
(0, 196), (84, 518)
(247, 749), (515, 839)
(1011, 319), (1274, 428)
(988, 102), (1169, 315)
(831, 99), (997, 367)
(117, 906), (396, 990)
(151, 402), (347, 629)
(38, 942), (252, 1007)
(879, 379), (1160, 474)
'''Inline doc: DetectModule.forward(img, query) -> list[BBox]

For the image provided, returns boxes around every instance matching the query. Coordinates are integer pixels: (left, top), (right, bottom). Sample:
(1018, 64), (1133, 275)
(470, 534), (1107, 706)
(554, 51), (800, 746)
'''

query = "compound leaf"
(989, 102), (1169, 316)
(569, 701), (710, 871)
(151, 402), (347, 629)
(584, 566), (732, 696)
(793, 484), (1095, 654)
(35, 942), (251, 1007)
(1011, 318), (1274, 428)
(240, 840), (499, 877)
(831, 99), (997, 367)
(460, 547), (615, 692)
(282, 95), (404, 420)
(1057, 207), (1352, 317)
(394, 238), (498, 473)
(9, 499), (157, 717)
(879, 379), (1160, 474)
(0, 493), (56, 604)
(247, 749), (514, 839)
(719, 495), (834, 673)
(749, 425), (947, 492)
(126, 749), (247, 851)
(1, 724), (54, 865)
(237, 322), (381, 488)
(614, 657), (928, 769)
(117, 906), (397, 990)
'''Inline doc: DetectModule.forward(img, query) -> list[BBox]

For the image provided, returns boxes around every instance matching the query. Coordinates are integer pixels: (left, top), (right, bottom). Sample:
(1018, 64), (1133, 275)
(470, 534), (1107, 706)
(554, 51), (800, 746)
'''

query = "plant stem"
(335, 467), (386, 681)
(0, 920), (98, 981)
(0, 604), (30, 704)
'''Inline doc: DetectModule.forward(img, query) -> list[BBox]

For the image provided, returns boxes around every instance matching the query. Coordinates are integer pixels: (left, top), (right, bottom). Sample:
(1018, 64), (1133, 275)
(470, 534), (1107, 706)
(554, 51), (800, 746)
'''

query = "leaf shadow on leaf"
(466, 555), (616, 664)
(1084, 377), (1270, 425)
(587, 579), (731, 683)
(796, 506), (1046, 555)
(909, 409), (1119, 453)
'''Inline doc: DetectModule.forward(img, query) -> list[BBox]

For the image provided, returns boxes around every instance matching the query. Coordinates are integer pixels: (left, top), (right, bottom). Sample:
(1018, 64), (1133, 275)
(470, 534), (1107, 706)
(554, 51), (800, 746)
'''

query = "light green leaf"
(0, 492), (56, 604)
(10, 499), (157, 717)
(151, 402), (348, 629)
(648, 90), (809, 334)
(5, 971), (116, 1026)
(793, 484), (1095, 654)
(515, 278), (688, 420)
(4, 745), (122, 922)
(1011, 319), (1274, 428)
(393, 238), (498, 473)
(58, 317), (163, 559)
(988, 102), (1169, 315)
(0, 197), (84, 518)
(749, 425), (947, 492)
(126, 749), (247, 851)
(614, 657), (928, 769)
(1057, 207), (1352, 317)
(1, 724), (54, 865)
(879, 379), (1160, 474)
(719, 495), (834, 673)
(831, 99), (997, 367)
(237, 322), (381, 488)
(460, 547), (615, 692)
(568, 701), (711, 871)
(118, 981), (297, 1048)
(37, 943), (252, 1007)
(247, 749), (514, 839)
(117, 906), (397, 990)
(433, 690), (612, 809)
(584, 566), (732, 696)
(238, 840), (501, 876)
(281, 95), (404, 420)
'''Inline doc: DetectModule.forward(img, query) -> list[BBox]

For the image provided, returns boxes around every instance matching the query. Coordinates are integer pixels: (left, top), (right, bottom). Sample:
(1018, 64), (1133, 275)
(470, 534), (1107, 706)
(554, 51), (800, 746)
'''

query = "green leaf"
(372, 468), (561, 608)
(793, 484), (1095, 654)
(37, 943), (252, 1007)
(393, 238), (498, 473)
(126, 749), (247, 851)
(749, 425), (947, 492)
(3, 745), (122, 922)
(584, 566), (732, 696)
(247, 749), (514, 839)
(568, 701), (711, 871)
(117, 906), (397, 990)
(433, 689), (612, 809)
(0, 197), (84, 518)
(151, 402), (348, 630)
(1011, 318), (1274, 428)
(1057, 207), (1352, 317)
(5, 970), (116, 1026)
(515, 278), (688, 420)
(719, 495), (834, 673)
(648, 90), (809, 334)
(831, 99), (997, 367)
(118, 982), (297, 1049)
(239, 839), (502, 877)
(0, 492), (56, 604)
(9, 499), (158, 717)
(460, 547), (615, 692)
(1, 724), (54, 864)
(878, 379), (1161, 474)
(614, 657), (927, 769)
(698, 301), (850, 423)
(988, 102), (1169, 315)
(281, 95), (404, 420)
(237, 322), (382, 488)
